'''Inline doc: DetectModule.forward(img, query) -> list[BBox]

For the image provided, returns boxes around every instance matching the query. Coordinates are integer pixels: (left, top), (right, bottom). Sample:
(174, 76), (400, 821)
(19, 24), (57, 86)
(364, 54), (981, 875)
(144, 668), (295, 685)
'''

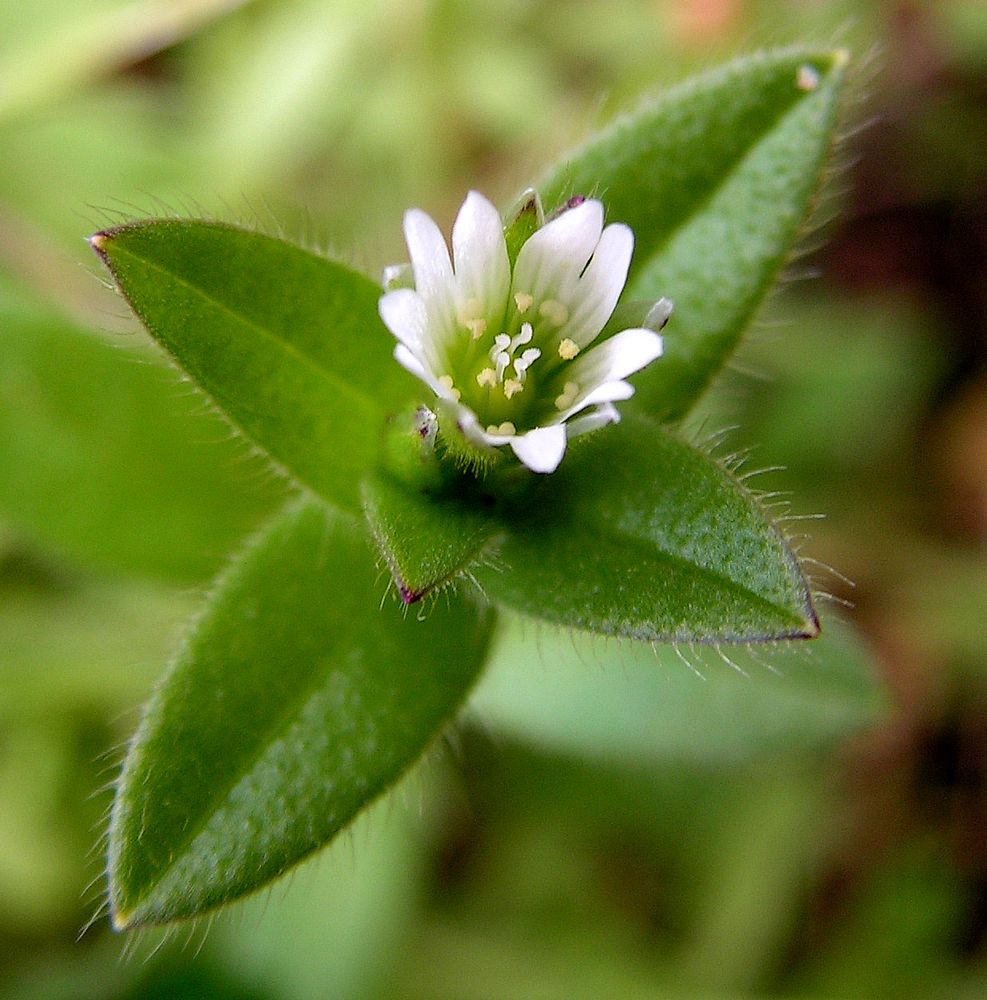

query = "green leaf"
(91, 221), (415, 513)
(475, 416), (817, 643)
(0, 306), (280, 582)
(470, 614), (884, 765)
(362, 471), (498, 603)
(108, 499), (493, 927)
(538, 48), (849, 419)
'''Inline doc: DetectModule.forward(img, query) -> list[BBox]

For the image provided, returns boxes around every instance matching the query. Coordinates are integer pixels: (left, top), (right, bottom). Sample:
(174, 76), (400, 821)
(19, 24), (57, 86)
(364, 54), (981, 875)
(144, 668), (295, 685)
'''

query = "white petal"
(394, 344), (443, 395)
(403, 207), (455, 329)
(567, 327), (663, 387)
(512, 199), (604, 303)
(509, 424), (568, 474)
(379, 288), (427, 352)
(560, 223), (634, 347)
(556, 380), (634, 422)
(452, 191), (510, 321)
(565, 402), (620, 438)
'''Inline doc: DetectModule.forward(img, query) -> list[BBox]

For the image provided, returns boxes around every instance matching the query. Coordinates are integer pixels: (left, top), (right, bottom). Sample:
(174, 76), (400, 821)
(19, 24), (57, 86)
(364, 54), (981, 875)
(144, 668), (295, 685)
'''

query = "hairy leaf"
(539, 48), (849, 419)
(108, 500), (493, 927)
(475, 417), (817, 643)
(91, 221), (414, 512)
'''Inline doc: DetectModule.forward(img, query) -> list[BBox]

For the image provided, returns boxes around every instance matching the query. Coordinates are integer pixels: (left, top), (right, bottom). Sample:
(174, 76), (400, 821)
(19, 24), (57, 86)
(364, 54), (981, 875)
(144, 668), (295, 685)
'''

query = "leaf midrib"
(520, 508), (811, 635)
(541, 49), (838, 283)
(105, 236), (384, 417)
(111, 513), (356, 923)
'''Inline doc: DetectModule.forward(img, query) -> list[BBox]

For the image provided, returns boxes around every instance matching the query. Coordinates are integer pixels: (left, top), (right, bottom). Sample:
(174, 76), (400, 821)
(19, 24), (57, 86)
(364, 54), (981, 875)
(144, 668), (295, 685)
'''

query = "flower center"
(441, 289), (582, 432)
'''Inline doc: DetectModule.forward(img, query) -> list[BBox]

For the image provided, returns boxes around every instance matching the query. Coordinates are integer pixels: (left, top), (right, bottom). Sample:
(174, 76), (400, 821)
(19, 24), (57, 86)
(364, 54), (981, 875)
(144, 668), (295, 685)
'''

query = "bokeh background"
(2, 1), (986, 998)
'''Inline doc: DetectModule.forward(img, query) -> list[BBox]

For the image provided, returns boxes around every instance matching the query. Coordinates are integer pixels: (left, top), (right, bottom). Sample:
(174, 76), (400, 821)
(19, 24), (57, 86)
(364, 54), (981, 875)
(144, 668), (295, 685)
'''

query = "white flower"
(378, 190), (668, 474)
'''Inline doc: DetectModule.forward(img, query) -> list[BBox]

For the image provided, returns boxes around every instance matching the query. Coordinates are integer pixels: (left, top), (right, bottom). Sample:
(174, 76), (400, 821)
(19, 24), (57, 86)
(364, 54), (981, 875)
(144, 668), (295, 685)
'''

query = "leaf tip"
(398, 583), (425, 605)
(89, 231), (110, 256)
(798, 607), (822, 640)
(109, 905), (135, 932)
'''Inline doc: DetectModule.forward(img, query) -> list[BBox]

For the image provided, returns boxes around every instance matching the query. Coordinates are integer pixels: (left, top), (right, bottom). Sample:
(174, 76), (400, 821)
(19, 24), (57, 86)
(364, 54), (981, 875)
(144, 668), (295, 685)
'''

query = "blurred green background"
(2, 1), (986, 997)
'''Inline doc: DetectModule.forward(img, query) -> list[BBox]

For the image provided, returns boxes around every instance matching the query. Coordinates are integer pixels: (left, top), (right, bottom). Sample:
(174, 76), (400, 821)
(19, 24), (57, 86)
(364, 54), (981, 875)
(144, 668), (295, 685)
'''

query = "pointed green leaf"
(362, 472), (498, 604)
(109, 500), (494, 927)
(91, 221), (415, 513)
(538, 48), (849, 419)
(471, 614), (885, 764)
(475, 416), (817, 643)
(0, 306), (279, 582)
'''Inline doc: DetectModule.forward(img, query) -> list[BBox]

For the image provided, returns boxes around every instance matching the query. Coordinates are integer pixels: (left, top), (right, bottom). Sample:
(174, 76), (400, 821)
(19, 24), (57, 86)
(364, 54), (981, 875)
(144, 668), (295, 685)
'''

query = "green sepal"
(362, 471), (499, 604)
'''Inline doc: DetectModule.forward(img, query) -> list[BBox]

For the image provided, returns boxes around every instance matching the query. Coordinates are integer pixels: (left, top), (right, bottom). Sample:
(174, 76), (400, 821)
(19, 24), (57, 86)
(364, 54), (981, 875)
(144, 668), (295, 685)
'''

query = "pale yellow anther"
(476, 367), (497, 388)
(539, 299), (569, 326)
(486, 422), (516, 436)
(466, 318), (487, 340)
(558, 338), (580, 360)
(514, 292), (533, 313)
(555, 380), (579, 411)
(503, 378), (524, 400)
(456, 297), (482, 324)
(438, 374), (461, 401)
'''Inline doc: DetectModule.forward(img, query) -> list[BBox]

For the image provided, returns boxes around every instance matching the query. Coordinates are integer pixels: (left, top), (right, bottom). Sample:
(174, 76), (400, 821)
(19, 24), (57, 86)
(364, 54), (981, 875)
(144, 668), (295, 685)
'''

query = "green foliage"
(0, 296), (280, 582)
(472, 614), (881, 765)
(90, 221), (415, 514)
(109, 500), (493, 927)
(88, 47), (852, 928)
(540, 48), (848, 419)
(475, 417), (817, 642)
(362, 471), (498, 603)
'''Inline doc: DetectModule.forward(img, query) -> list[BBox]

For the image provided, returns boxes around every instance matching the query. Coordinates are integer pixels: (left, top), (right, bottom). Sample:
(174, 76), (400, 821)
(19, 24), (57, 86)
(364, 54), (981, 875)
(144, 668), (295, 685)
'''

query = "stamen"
(514, 292), (533, 313)
(486, 421), (516, 436)
(558, 338), (580, 360)
(539, 299), (569, 326)
(503, 378), (524, 399)
(456, 297), (483, 326)
(438, 374), (461, 401)
(555, 380), (579, 410)
(490, 334), (511, 361)
(494, 351), (511, 381)
(476, 367), (497, 388)
(510, 323), (533, 351)
(466, 318), (487, 340)
(513, 347), (541, 381)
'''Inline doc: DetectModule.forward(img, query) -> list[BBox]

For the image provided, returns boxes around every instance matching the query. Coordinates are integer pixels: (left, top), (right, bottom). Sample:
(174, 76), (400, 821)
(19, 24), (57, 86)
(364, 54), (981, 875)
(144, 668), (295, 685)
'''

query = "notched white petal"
(512, 199), (605, 301)
(560, 223), (635, 347)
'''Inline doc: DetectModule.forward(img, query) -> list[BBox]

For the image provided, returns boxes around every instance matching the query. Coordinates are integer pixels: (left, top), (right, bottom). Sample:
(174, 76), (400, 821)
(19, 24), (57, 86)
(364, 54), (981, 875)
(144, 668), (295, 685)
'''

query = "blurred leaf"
(0, 571), (192, 722)
(0, 302), (280, 582)
(475, 417), (818, 643)
(92, 220), (416, 513)
(0, 0), (249, 121)
(109, 499), (494, 927)
(731, 295), (945, 479)
(213, 799), (425, 1000)
(470, 615), (883, 765)
(538, 47), (849, 420)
